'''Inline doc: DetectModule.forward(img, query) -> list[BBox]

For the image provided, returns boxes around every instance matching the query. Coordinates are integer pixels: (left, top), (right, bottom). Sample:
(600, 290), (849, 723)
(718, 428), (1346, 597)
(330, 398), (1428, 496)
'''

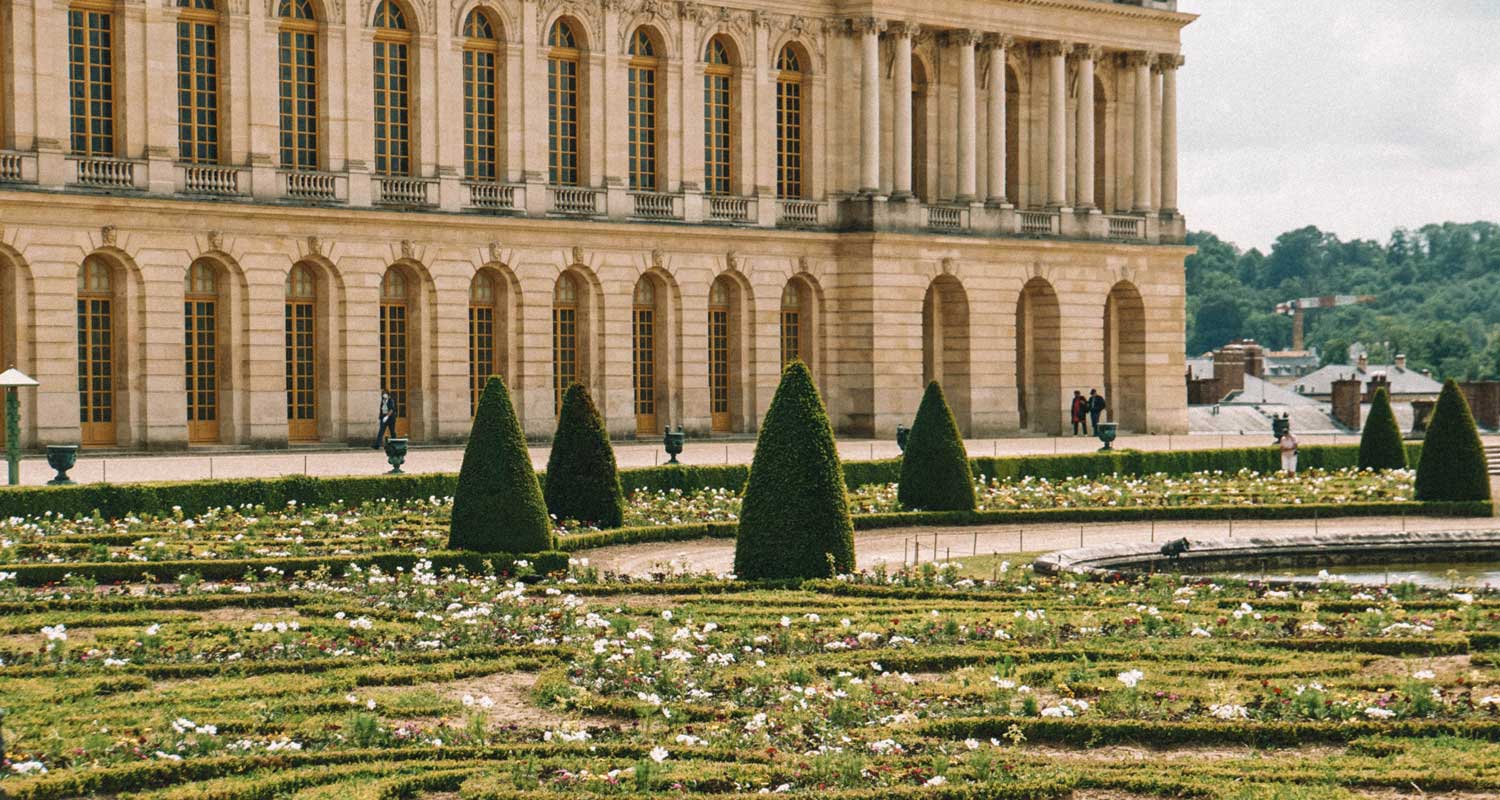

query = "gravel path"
(579, 512), (1500, 578)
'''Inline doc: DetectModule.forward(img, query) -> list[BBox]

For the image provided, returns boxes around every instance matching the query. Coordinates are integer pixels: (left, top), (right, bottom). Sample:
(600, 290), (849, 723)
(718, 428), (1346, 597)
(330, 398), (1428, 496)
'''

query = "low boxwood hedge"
(0, 443), (1425, 521)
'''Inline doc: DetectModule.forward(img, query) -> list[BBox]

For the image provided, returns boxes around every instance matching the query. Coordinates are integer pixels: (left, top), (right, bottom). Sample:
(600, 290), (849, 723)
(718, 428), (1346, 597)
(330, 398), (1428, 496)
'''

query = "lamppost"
(0, 367), (38, 486)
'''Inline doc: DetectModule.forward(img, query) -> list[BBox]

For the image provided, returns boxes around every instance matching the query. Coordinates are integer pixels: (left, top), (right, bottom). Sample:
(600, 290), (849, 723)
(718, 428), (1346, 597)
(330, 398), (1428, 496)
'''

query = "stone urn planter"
(1095, 422), (1118, 452)
(46, 445), (79, 485)
(383, 438), (408, 474)
(662, 427), (684, 464)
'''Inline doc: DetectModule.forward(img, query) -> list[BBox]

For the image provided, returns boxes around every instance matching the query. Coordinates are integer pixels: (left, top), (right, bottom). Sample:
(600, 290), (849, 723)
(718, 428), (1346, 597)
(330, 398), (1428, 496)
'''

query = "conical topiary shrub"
(448, 376), (553, 553)
(898, 381), (976, 511)
(733, 360), (855, 580)
(1414, 379), (1492, 503)
(1358, 387), (1407, 471)
(544, 383), (625, 528)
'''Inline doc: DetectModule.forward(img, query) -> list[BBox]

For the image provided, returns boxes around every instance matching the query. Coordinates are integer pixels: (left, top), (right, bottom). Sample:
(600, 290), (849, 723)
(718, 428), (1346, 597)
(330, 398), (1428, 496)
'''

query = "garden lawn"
(4, 520), (1500, 798)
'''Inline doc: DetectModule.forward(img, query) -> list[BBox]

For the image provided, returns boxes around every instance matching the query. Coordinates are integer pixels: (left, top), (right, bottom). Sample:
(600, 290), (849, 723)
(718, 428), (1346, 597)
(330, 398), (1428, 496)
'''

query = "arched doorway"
(779, 276), (817, 374)
(631, 275), (664, 435)
(922, 275), (971, 434)
(184, 260), (224, 443)
(1104, 281), (1147, 432)
(284, 263), (320, 442)
(77, 257), (121, 446)
(1016, 277), (1061, 433)
(707, 276), (737, 432)
(379, 267), (413, 437)
(552, 271), (591, 414)
(468, 270), (507, 416)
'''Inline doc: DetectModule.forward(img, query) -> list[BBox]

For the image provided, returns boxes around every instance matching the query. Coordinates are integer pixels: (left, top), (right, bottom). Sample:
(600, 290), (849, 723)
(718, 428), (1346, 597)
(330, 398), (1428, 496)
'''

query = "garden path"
(578, 511), (1500, 578)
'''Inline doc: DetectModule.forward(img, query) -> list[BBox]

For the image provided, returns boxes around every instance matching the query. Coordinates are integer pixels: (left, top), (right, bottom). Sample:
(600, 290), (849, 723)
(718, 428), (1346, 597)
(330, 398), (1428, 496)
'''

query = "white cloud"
(1176, 0), (1500, 250)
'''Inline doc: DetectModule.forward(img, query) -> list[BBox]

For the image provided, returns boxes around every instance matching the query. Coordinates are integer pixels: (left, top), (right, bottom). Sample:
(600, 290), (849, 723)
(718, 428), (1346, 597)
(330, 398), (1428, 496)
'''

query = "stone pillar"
(1129, 51), (1154, 212)
(1074, 45), (1099, 210)
(856, 17), (883, 194)
(985, 34), (1012, 206)
(1160, 54), (1183, 214)
(890, 22), (914, 200)
(955, 30), (980, 202)
(1043, 41), (1070, 209)
(1150, 62), (1163, 210)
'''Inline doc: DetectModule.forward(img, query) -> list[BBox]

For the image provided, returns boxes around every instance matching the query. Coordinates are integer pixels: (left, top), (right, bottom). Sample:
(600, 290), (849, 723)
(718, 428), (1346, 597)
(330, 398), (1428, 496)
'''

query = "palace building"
(0, 0), (1193, 448)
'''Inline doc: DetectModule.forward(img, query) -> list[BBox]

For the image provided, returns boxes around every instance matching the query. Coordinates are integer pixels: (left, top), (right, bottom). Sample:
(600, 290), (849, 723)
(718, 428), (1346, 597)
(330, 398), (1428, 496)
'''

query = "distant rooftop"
(1291, 364), (1443, 397)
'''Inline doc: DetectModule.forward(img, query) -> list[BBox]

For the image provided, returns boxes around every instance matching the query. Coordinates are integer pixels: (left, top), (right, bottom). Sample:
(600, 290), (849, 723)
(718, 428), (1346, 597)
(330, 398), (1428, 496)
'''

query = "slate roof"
(1290, 365), (1442, 397)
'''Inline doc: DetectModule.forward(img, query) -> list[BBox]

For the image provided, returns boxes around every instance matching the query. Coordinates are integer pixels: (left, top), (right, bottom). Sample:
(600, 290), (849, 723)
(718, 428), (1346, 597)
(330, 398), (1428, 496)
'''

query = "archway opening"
(78, 256), (125, 446)
(184, 260), (226, 443)
(468, 269), (510, 416)
(779, 275), (817, 377)
(284, 262), (323, 442)
(922, 275), (971, 434)
(552, 270), (591, 415)
(1104, 281), (1148, 432)
(631, 274), (666, 435)
(707, 275), (744, 433)
(1016, 277), (1061, 433)
(379, 266), (416, 437)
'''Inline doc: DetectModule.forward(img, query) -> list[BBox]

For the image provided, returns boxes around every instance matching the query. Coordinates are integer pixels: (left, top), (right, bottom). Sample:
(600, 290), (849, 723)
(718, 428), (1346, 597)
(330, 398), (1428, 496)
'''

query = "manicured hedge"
(0, 443), (1426, 521)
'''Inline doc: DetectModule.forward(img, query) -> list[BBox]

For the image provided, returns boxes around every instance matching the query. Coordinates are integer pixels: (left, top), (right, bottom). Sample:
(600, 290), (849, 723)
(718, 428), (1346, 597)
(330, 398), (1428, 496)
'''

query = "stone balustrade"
(178, 164), (248, 197)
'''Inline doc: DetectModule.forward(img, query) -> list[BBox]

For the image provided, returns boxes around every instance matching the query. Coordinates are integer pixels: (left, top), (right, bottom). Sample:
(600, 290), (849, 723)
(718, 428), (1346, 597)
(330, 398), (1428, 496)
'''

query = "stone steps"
(1487, 446), (1500, 476)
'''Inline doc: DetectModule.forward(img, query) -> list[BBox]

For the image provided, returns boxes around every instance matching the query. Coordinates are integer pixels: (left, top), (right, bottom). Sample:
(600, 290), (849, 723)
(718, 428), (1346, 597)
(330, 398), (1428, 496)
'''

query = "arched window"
(552, 273), (579, 413)
(77, 258), (116, 445)
(703, 36), (734, 196)
(779, 280), (804, 368)
(177, 0), (220, 164)
(468, 271), (501, 415)
(277, 0), (319, 169)
(379, 268), (410, 435)
(707, 278), (733, 432)
(547, 20), (581, 186)
(285, 264), (318, 441)
(184, 261), (221, 443)
(69, 1), (117, 157)
(627, 29), (661, 191)
(774, 45), (804, 199)
(373, 0), (412, 177)
(462, 10), (500, 181)
(632, 278), (657, 434)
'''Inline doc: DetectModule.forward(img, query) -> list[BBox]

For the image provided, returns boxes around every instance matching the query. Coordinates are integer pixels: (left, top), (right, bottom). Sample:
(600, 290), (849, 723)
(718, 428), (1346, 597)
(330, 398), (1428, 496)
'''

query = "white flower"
(649, 746), (669, 763)
(1116, 669), (1144, 689)
(925, 775), (947, 787)
(963, 738), (980, 751)
(41, 624), (67, 642)
(348, 616), (373, 631)
(144, 624), (161, 636)
(1040, 705), (1074, 718)
(10, 760), (47, 775)
(1209, 704), (1249, 720)
(1364, 707), (1396, 719)
(366, 699), (377, 710)
(1412, 670), (1436, 681)
(661, 610), (673, 621)
(1190, 626), (1213, 638)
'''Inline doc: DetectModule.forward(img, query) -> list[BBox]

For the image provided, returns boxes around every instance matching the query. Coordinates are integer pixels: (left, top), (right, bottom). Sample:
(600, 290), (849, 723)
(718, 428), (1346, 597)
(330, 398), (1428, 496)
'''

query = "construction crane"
(1274, 295), (1376, 351)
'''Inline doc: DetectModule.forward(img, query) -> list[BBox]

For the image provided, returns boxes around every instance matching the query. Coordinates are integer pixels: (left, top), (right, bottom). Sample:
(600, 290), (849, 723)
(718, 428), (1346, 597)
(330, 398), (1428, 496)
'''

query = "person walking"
(1070, 390), (1089, 435)
(1279, 426), (1299, 474)
(1088, 389), (1106, 431)
(372, 389), (397, 450)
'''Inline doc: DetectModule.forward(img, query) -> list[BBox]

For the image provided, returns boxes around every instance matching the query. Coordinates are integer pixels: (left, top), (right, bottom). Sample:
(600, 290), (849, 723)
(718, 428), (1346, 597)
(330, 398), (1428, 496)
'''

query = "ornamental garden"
(0, 370), (1495, 799)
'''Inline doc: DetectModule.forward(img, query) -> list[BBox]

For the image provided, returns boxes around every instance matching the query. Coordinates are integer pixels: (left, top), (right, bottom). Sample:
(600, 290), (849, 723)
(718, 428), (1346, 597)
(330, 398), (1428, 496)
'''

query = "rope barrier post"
(973, 530), (979, 556)
(1018, 528), (1024, 553)
(1079, 525), (1084, 548)
(903, 539), (908, 567)
(1150, 517), (1156, 542)
(102, 459), (107, 483)
(304, 455), (308, 475)
(209, 457), (214, 480)
(933, 531), (938, 557)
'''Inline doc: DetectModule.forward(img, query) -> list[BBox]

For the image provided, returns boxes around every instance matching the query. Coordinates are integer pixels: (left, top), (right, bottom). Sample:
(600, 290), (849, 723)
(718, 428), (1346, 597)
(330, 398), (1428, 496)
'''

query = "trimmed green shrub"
(1359, 387), (1407, 470)
(543, 383), (626, 527)
(734, 360), (855, 580)
(1415, 380), (1492, 503)
(898, 381), (976, 511)
(448, 377), (553, 553)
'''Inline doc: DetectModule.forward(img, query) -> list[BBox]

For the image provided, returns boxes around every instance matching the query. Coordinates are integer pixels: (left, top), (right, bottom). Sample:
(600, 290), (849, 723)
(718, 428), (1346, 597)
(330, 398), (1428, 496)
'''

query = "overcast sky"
(1175, 0), (1500, 253)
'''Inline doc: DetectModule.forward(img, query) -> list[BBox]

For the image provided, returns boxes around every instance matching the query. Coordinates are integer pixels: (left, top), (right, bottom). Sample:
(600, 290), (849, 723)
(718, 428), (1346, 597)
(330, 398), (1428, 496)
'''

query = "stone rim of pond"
(1034, 529), (1500, 588)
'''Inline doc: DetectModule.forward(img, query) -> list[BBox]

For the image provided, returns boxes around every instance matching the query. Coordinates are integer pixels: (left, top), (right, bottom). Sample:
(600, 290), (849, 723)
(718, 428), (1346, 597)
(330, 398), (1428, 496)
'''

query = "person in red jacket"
(1070, 390), (1089, 435)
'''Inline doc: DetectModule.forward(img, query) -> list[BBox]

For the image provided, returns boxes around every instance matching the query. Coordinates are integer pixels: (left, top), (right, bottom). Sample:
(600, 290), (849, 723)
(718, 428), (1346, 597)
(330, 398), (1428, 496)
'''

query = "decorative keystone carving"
(307, 236), (322, 257)
(726, 250), (739, 270)
(208, 230), (223, 251)
(488, 241), (504, 264)
(400, 239), (415, 261)
(101, 225), (117, 247)
(651, 248), (664, 270)
(571, 245), (585, 265)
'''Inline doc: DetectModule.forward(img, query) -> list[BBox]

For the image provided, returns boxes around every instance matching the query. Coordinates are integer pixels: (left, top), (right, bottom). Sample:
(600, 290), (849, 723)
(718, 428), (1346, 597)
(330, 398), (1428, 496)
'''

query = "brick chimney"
(1213, 344), (1247, 396)
(1365, 372), (1390, 403)
(1331, 377), (1362, 431)
(1240, 339), (1266, 378)
(1356, 353), (1369, 373)
(1394, 353), (1407, 370)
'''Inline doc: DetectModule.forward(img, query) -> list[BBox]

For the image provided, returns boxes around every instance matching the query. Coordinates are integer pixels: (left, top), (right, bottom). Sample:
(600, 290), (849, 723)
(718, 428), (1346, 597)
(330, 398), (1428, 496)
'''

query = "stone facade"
(0, 0), (1193, 447)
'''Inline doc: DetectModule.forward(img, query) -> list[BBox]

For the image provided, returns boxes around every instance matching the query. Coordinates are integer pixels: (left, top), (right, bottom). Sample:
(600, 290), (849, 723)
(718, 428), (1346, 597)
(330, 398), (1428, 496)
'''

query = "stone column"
(1150, 61), (1163, 210)
(1043, 41), (1070, 209)
(1129, 51), (1154, 212)
(955, 30), (980, 202)
(1074, 44), (1100, 210)
(856, 17), (883, 194)
(890, 22), (914, 200)
(985, 34), (1012, 205)
(1160, 54), (1183, 214)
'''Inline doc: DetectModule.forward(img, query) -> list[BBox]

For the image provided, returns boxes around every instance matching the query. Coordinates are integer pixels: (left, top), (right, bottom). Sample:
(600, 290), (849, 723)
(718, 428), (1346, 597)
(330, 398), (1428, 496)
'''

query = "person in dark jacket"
(1070, 390), (1089, 435)
(372, 389), (397, 449)
(1088, 389), (1106, 430)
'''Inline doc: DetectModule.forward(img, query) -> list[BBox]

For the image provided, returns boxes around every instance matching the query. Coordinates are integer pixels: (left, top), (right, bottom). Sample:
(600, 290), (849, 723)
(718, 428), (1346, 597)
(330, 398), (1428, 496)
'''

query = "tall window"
(775, 45), (804, 199)
(184, 262), (220, 443)
(77, 258), (115, 445)
(69, 2), (116, 157)
(780, 281), (804, 367)
(468, 272), (500, 415)
(277, 0), (318, 169)
(627, 29), (659, 191)
(708, 278), (732, 432)
(547, 21), (580, 186)
(632, 279), (657, 434)
(379, 269), (409, 436)
(462, 10), (500, 181)
(703, 36), (733, 196)
(177, 0), (220, 163)
(285, 264), (317, 441)
(373, 0), (411, 177)
(552, 274), (579, 413)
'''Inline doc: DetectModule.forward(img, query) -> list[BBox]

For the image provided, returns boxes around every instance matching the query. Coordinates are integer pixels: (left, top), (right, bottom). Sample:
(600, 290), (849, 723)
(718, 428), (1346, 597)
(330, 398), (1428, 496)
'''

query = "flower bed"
(4, 505), (1500, 798)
